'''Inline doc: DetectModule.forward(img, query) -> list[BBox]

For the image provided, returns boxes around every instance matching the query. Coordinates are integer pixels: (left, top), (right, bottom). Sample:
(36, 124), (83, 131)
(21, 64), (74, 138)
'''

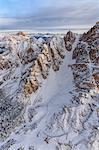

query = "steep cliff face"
(24, 35), (69, 94)
(0, 23), (99, 150)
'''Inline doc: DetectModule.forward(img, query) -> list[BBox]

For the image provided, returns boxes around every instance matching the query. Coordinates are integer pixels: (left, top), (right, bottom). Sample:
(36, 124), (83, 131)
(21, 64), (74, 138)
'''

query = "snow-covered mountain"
(0, 22), (99, 150)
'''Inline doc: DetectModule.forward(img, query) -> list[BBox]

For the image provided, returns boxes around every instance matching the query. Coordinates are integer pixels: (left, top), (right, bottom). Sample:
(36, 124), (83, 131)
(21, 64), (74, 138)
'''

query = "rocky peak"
(64, 31), (76, 51)
(72, 22), (99, 93)
(16, 31), (27, 36)
(80, 22), (99, 43)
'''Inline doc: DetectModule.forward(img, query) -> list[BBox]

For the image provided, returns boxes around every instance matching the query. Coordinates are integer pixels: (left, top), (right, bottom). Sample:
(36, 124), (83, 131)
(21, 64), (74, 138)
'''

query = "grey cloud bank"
(0, 0), (99, 30)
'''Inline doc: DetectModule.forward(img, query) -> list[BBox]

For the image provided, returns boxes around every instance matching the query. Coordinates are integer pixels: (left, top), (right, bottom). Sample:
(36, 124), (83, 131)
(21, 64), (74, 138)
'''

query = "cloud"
(0, 18), (18, 25)
(22, 2), (99, 27)
(0, 0), (99, 29)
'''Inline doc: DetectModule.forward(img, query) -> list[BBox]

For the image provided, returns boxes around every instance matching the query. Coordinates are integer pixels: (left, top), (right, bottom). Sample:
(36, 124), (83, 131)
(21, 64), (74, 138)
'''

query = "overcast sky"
(0, 0), (99, 29)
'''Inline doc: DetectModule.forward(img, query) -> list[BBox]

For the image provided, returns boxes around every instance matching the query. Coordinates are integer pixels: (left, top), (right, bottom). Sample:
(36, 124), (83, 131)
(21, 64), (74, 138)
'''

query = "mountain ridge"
(0, 22), (99, 150)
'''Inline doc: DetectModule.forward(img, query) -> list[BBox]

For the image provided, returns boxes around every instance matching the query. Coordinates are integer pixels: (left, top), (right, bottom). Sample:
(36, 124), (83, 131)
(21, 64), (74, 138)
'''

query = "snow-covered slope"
(0, 23), (99, 150)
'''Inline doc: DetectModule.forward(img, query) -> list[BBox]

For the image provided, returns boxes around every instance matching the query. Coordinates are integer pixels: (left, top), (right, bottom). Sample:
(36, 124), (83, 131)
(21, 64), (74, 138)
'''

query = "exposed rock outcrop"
(64, 31), (76, 51)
